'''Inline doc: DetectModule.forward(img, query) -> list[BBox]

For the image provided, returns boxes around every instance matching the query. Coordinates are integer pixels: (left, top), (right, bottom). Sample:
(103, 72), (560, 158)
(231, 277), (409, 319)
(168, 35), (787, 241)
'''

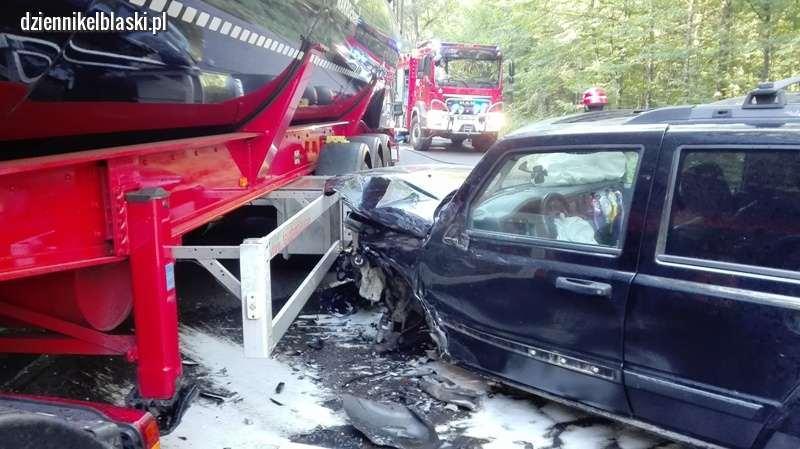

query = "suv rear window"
(662, 149), (800, 272)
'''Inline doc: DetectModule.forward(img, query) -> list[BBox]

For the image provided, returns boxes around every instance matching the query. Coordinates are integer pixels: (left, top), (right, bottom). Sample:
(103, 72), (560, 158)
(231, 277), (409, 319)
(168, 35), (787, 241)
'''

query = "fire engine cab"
(394, 41), (510, 152)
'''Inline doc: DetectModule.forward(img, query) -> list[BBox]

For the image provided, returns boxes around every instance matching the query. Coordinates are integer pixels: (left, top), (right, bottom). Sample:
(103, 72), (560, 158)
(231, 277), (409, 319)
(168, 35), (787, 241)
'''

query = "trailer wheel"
(471, 134), (497, 152)
(315, 142), (373, 175)
(348, 134), (390, 168)
(450, 137), (465, 147)
(410, 115), (432, 151)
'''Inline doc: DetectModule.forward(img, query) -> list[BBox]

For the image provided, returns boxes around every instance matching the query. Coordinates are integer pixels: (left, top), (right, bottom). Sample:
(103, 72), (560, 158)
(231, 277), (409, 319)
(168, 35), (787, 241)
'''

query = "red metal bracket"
(0, 301), (135, 356)
(228, 45), (322, 184)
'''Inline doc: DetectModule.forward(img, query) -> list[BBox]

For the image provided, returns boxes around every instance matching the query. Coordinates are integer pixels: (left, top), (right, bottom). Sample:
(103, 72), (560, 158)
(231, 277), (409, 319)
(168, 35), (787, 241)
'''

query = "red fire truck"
(0, 0), (399, 446)
(393, 41), (511, 152)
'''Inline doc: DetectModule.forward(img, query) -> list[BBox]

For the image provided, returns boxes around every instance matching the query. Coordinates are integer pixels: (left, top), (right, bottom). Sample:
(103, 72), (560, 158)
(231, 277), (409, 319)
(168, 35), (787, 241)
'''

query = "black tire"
(471, 134), (497, 152)
(450, 137), (465, 147)
(410, 115), (432, 151)
(348, 134), (389, 168)
(314, 142), (372, 175)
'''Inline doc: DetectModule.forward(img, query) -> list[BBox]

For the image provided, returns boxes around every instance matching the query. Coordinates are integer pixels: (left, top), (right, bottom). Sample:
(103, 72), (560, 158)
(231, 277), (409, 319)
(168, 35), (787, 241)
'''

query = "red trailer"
(0, 0), (400, 440)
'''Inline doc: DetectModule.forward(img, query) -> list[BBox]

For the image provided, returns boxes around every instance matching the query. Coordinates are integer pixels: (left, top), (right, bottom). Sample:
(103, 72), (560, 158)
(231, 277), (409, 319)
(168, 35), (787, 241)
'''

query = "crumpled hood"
(324, 164), (472, 238)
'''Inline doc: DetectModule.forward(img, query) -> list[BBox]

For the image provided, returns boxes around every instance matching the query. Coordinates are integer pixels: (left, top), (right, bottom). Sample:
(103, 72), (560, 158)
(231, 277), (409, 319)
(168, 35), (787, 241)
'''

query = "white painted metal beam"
(270, 240), (340, 350)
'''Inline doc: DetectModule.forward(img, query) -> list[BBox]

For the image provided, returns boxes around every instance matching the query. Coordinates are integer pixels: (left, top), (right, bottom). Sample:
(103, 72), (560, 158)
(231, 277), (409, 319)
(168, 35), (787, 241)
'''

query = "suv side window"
(469, 150), (640, 248)
(661, 148), (800, 272)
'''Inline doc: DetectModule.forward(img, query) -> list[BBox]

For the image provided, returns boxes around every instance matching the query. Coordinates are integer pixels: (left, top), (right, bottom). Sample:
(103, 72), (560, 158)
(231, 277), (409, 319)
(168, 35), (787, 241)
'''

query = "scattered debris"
(342, 394), (440, 449)
(357, 263), (385, 302)
(375, 330), (402, 353)
(182, 359), (199, 367)
(271, 398), (285, 407)
(275, 382), (286, 394)
(307, 338), (325, 350)
(198, 390), (230, 404)
(420, 376), (483, 411)
(341, 370), (389, 388)
(317, 283), (359, 315)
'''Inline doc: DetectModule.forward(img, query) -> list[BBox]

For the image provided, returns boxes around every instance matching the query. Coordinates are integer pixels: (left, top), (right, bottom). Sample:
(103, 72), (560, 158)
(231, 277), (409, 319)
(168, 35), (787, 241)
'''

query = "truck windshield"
(435, 58), (500, 88)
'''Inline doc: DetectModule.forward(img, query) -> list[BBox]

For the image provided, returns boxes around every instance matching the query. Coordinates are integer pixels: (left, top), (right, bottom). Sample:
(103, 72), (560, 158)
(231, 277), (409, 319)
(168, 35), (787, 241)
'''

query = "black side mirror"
(392, 102), (404, 116)
(507, 60), (515, 84)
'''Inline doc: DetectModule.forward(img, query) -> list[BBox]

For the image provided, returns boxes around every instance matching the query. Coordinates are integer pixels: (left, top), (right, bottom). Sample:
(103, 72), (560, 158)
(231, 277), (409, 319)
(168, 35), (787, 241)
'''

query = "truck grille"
(446, 98), (491, 115)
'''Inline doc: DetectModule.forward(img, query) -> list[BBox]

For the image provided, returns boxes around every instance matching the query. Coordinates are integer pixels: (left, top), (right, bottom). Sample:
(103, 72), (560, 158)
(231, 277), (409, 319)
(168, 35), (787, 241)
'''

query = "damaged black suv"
(327, 77), (800, 449)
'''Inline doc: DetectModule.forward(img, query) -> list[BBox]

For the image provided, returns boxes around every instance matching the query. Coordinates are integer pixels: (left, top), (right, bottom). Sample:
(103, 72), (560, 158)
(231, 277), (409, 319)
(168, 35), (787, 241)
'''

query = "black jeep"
(327, 77), (800, 449)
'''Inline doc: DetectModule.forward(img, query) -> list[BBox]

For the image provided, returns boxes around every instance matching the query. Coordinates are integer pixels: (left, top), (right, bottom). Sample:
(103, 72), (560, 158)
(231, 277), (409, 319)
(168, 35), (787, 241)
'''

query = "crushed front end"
(325, 165), (471, 352)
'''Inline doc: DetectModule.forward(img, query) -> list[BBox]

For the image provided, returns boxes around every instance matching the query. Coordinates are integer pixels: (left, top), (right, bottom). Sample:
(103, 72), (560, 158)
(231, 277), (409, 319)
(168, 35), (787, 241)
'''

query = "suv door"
(626, 128), (800, 449)
(419, 129), (662, 414)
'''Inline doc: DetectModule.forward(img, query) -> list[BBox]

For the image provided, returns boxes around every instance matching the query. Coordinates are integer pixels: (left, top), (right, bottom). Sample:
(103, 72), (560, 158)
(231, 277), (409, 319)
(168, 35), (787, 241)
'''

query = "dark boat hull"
(0, 0), (399, 158)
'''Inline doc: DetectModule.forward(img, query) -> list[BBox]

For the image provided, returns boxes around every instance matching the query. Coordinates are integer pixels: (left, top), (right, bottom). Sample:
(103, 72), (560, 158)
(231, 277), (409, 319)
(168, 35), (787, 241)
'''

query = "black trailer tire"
(314, 142), (372, 176)
(410, 115), (432, 151)
(348, 134), (390, 168)
(450, 137), (465, 147)
(0, 413), (108, 449)
(471, 134), (497, 152)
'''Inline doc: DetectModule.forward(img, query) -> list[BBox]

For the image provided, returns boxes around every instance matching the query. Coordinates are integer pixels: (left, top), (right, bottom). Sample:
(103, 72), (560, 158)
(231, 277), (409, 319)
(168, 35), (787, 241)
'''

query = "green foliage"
(393, 0), (800, 126)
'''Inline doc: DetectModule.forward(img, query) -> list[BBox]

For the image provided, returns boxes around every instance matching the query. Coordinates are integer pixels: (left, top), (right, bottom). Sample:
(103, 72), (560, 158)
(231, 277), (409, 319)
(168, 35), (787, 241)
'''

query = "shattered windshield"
(326, 165), (472, 237)
(435, 58), (500, 88)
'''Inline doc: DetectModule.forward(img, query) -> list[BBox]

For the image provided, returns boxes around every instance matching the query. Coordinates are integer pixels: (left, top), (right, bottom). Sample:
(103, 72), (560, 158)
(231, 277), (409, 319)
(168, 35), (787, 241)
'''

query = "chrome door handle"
(555, 277), (612, 298)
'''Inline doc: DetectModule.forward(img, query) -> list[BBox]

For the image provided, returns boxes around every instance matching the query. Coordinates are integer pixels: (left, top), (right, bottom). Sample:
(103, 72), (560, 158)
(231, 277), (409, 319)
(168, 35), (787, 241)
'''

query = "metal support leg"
(126, 188), (182, 400)
(240, 241), (271, 358)
(170, 180), (345, 359)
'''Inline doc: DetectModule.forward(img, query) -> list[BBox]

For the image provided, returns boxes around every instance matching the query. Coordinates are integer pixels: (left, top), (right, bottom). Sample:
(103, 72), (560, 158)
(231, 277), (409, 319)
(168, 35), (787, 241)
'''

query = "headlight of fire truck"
(425, 100), (450, 130)
(483, 102), (506, 131)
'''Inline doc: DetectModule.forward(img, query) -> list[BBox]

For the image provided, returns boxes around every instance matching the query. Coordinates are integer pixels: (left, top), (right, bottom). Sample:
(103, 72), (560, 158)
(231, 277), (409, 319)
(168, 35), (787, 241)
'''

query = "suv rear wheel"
(410, 115), (432, 151)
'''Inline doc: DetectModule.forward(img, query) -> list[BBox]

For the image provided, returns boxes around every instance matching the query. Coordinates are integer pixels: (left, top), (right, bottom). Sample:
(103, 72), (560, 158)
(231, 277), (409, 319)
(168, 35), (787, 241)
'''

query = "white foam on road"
(448, 393), (555, 449)
(560, 423), (615, 449)
(161, 327), (342, 449)
(617, 427), (674, 449)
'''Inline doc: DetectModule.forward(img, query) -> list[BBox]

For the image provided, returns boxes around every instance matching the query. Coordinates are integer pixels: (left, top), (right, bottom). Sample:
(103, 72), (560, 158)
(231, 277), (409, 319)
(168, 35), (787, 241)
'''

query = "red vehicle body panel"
(0, 45), (383, 403)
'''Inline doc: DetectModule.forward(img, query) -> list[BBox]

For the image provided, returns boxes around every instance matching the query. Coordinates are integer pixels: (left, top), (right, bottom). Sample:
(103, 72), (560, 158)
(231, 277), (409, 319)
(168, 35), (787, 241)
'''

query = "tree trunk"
(644, 0), (656, 109)
(760, 27), (772, 81)
(748, 0), (776, 81)
(412, 0), (420, 44)
(683, 0), (696, 102)
(716, 0), (733, 97)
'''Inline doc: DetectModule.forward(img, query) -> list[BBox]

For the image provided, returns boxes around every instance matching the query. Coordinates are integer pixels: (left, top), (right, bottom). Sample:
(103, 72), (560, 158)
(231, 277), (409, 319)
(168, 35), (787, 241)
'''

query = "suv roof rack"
(742, 76), (800, 109)
(626, 75), (800, 125)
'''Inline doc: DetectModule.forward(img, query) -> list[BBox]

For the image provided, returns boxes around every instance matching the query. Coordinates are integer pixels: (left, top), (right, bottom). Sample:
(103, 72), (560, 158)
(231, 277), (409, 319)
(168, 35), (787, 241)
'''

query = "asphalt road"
(397, 137), (485, 167)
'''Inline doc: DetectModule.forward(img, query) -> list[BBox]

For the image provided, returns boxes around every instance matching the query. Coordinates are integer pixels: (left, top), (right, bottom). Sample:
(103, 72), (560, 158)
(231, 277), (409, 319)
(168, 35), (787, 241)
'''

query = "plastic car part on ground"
(341, 394), (440, 449)
(419, 376), (484, 411)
